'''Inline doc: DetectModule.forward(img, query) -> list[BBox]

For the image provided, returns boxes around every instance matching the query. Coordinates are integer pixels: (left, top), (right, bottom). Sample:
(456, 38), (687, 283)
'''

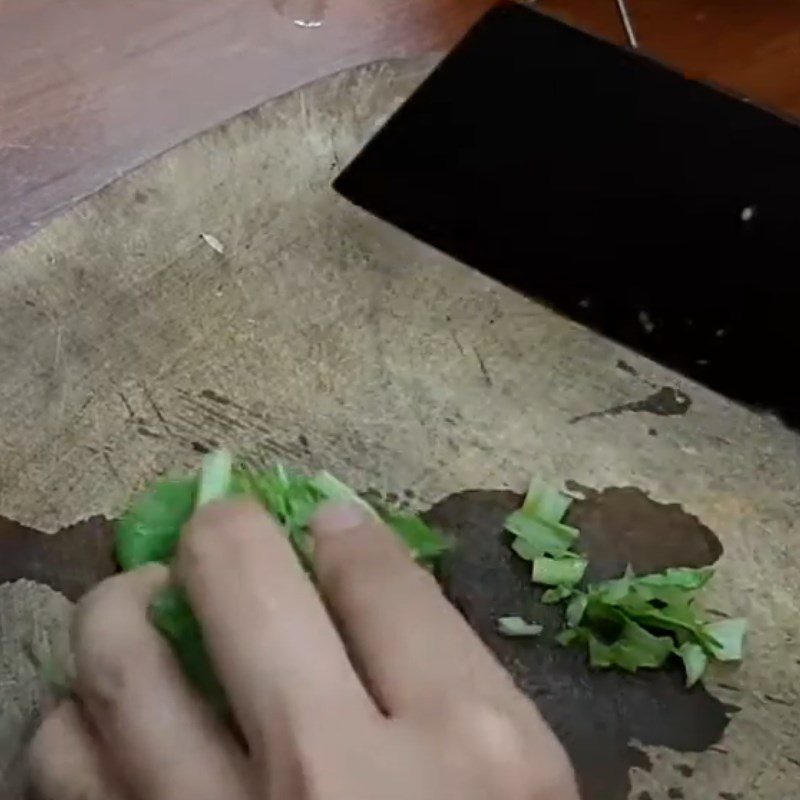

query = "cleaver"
(334, 2), (800, 427)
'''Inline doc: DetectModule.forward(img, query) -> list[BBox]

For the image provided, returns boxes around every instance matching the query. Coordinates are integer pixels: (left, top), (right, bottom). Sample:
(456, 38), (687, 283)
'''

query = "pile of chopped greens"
(501, 479), (746, 686)
(116, 451), (448, 707)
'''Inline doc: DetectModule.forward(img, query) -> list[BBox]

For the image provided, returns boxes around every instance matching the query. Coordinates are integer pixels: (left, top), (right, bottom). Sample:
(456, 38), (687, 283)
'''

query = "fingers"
(28, 700), (126, 800)
(177, 499), (377, 754)
(311, 503), (517, 717)
(73, 565), (251, 800)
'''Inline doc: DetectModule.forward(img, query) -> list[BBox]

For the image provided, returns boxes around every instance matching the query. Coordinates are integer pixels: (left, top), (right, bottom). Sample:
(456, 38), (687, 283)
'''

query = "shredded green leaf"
(196, 450), (233, 507)
(677, 642), (708, 687)
(704, 618), (747, 662)
(541, 585), (574, 604)
(497, 616), (543, 638)
(502, 475), (747, 687)
(504, 480), (578, 563)
(556, 566), (745, 683)
(117, 454), (448, 705)
(586, 620), (674, 671)
(532, 554), (587, 587)
(116, 478), (197, 570)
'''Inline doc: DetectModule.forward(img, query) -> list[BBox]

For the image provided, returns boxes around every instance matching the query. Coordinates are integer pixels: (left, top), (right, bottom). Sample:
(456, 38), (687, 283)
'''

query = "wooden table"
(1, 0), (800, 246)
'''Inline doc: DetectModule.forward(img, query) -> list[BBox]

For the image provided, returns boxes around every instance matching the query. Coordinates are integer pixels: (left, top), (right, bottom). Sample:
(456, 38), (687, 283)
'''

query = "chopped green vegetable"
(704, 618), (747, 662)
(532, 554), (587, 587)
(504, 479), (578, 564)
(497, 616), (543, 638)
(502, 475), (746, 687)
(116, 478), (197, 570)
(196, 450), (233, 507)
(677, 642), (708, 687)
(505, 514), (579, 558)
(117, 454), (448, 705)
(586, 620), (673, 672)
(311, 470), (378, 517)
(565, 593), (588, 628)
(151, 586), (226, 710)
(503, 479), (583, 593)
(520, 481), (573, 524)
(541, 585), (574, 604)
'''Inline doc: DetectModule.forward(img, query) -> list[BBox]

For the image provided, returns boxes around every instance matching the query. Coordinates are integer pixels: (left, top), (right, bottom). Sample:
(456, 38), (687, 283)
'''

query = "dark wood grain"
(1, 0), (799, 247)
(0, 0), (492, 246)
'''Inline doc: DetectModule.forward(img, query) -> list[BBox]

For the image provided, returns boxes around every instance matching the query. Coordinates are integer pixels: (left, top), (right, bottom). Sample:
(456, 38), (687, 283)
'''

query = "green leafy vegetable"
(116, 478), (197, 570)
(586, 620), (673, 671)
(196, 450), (233, 506)
(497, 616), (543, 638)
(117, 453), (448, 704)
(532, 554), (587, 587)
(503, 480), (582, 582)
(502, 475), (747, 687)
(677, 642), (708, 687)
(557, 566), (746, 683)
(505, 514), (579, 559)
(541, 585), (574, 604)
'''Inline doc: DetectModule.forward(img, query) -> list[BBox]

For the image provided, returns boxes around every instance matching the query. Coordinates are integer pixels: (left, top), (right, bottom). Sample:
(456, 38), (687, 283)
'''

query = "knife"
(335, 2), (800, 427)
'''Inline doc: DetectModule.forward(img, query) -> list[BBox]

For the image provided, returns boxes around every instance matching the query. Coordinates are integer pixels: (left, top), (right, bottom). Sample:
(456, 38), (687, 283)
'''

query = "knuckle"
(444, 702), (577, 798)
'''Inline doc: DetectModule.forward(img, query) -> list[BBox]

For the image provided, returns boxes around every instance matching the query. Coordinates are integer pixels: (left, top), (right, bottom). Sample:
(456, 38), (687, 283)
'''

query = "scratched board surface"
(0, 58), (797, 800)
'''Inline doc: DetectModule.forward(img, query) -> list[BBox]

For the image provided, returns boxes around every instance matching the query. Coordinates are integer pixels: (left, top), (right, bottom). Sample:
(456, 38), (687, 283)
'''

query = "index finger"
(177, 499), (377, 751)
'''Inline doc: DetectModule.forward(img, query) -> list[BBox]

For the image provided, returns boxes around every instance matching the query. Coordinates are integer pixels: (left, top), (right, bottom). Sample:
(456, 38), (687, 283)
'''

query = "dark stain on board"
(570, 386), (692, 424)
(424, 486), (732, 800)
(0, 514), (115, 601)
(565, 483), (723, 582)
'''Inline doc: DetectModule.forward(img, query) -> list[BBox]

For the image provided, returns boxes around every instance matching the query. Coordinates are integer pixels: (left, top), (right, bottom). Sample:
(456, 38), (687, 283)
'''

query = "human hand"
(29, 500), (579, 800)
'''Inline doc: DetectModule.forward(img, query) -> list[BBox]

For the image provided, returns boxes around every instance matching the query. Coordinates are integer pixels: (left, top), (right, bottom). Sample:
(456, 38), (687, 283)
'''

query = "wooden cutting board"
(0, 57), (797, 800)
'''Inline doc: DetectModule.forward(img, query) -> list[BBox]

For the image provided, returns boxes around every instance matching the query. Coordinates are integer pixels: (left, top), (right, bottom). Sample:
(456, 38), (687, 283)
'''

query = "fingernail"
(313, 502), (369, 535)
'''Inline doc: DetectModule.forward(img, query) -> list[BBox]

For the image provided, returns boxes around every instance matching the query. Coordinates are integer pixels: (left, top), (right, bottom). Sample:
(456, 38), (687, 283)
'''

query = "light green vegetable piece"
(504, 474), (747, 684)
(586, 621), (674, 672)
(532, 554), (588, 587)
(541, 585), (575, 604)
(565, 593), (589, 627)
(196, 450), (233, 506)
(497, 616), (543, 638)
(117, 452), (449, 706)
(504, 480), (578, 562)
(677, 642), (708, 687)
(704, 618), (747, 661)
